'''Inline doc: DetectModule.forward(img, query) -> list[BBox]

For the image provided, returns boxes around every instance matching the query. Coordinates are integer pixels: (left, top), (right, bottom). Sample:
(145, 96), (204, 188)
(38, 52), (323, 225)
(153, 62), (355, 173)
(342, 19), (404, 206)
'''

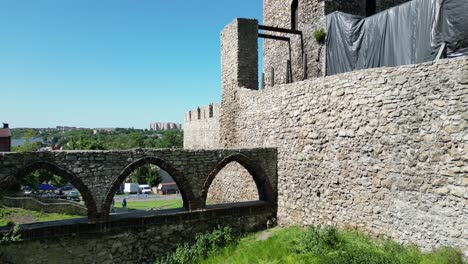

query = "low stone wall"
(0, 201), (273, 264)
(1, 196), (87, 216)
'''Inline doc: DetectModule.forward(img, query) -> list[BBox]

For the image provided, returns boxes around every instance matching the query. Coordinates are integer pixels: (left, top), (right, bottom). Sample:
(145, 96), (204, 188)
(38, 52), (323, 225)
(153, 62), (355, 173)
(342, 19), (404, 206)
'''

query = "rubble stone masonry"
(184, 18), (468, 254)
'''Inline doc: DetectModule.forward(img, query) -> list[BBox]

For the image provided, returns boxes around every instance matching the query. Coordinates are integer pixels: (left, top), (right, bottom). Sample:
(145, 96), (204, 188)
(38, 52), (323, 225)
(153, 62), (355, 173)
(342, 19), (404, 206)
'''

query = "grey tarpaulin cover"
(326, 0), (468, 76)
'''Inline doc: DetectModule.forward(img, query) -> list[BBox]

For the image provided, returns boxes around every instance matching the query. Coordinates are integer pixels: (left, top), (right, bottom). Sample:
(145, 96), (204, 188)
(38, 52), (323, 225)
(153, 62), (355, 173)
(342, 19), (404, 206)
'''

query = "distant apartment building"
(149, 122), (182, 131)
(0, 123), (12, 152)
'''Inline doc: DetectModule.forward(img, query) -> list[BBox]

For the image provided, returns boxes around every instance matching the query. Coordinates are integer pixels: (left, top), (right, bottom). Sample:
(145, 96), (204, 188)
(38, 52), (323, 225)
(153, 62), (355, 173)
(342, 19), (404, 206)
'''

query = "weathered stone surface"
(262, 0), (412, 85)
(0, 148), (278, 223)
(0, 202), (273, 264)
(184, 47), (468, 255)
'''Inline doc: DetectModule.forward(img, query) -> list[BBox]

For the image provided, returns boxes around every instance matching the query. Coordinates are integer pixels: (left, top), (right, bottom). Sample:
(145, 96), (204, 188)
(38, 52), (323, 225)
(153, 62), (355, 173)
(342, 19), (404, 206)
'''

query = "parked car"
(60, 185), (73, 191)
(139, 184), (152, 194)
(66, 191), (80, 202)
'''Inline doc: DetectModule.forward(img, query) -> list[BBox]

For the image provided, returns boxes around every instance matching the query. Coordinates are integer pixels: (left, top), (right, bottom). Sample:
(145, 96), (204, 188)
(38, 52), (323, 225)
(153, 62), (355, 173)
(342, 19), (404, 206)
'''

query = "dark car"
(66, 191), (81, 202)
(60, 185), (73, 191)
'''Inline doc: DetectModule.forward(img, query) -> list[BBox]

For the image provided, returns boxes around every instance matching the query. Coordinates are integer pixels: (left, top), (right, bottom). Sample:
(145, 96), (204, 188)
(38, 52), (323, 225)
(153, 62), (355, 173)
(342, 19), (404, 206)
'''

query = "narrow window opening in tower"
(366, 0), (377, 16)
(291, 0), (299, 30)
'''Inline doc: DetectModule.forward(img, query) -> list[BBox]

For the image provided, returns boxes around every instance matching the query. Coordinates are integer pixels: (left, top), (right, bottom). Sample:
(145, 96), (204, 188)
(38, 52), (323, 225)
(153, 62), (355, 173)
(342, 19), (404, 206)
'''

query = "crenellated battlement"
(183, 103), (221, 149)
(184, 103), (220, 123)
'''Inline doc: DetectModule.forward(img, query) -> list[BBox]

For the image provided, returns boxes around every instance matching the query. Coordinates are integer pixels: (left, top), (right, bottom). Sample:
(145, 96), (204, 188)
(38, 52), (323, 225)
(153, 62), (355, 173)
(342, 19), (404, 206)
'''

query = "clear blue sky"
(0, 0), (262, 129)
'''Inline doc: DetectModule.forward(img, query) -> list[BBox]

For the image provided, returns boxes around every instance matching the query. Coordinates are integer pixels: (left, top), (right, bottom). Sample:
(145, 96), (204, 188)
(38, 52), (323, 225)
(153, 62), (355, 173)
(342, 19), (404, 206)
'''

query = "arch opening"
(291, 0), (299, 30)
(207, 162), (259, 204)
(101, 157), (194, 219)
(202, 154), (274, 207)
(0, 162), (97, 225)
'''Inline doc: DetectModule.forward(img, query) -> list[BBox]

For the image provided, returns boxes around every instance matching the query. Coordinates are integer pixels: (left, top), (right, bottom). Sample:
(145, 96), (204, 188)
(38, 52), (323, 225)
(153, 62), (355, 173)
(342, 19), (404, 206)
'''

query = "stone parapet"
(0, 201), (273, 264)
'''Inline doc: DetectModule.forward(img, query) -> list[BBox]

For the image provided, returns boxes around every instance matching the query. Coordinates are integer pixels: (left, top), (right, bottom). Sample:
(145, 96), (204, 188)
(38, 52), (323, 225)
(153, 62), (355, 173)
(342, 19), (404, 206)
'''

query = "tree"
(145, 165), (162, 187)
(155, 130), (183, 148)
(128, 165), (161, 186)
(18, 169), (68, 190)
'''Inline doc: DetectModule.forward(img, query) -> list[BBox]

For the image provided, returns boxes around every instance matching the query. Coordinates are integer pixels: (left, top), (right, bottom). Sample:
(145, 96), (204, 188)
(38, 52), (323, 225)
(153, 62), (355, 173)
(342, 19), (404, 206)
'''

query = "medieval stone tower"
(262, 0), (412, 83)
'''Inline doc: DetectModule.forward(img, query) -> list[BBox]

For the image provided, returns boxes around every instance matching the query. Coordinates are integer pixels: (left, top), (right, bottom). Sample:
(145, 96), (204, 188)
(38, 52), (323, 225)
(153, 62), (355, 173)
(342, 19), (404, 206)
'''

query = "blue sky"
(0, 0), (262, 129)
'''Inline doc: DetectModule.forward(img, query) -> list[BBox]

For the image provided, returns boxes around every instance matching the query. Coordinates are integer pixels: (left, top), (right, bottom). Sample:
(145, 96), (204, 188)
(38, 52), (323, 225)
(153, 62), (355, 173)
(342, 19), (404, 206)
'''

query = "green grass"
(0, 206), (82, 226)
(114, 199), (183, 210)
(196, 226), (466, 264)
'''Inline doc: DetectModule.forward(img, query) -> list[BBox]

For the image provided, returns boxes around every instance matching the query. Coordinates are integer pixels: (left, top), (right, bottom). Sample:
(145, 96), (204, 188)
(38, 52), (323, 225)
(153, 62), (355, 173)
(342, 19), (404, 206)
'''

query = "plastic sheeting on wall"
(326, 0), (468, 76)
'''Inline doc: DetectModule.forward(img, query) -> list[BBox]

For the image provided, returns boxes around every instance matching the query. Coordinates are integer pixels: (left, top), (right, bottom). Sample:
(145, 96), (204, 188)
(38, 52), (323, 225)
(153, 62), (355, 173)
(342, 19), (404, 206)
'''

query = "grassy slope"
(201, 226), (466, 264)
(0, 206), (82, 226)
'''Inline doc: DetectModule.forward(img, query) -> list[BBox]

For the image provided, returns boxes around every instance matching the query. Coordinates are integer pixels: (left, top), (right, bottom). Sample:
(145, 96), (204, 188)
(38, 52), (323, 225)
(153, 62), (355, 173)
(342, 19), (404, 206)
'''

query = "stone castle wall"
(228, 56), (467, 253)
(184, 103), (220, 149)
(263, 0), (326, 83)
(183, 18), (467, 253)
(262, 0), (413, 85)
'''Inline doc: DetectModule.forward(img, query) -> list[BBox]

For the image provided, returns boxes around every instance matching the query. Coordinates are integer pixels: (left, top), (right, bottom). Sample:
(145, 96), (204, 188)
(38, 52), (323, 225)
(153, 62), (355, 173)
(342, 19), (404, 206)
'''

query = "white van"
(124, 183), (140, 194)
(139, 184), (152, 194)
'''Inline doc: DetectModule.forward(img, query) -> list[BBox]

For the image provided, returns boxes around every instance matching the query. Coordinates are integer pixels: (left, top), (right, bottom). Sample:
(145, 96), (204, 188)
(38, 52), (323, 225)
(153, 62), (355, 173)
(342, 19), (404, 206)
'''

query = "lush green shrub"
(292, 226), (341, 256)
(155, 226), (237, 264)
(419, 248), (465, 264)
(0, 224), (22, 244)
(322, 248), (399, 264)
(199, 226), (466, 264)
(314, 28), (326, 43)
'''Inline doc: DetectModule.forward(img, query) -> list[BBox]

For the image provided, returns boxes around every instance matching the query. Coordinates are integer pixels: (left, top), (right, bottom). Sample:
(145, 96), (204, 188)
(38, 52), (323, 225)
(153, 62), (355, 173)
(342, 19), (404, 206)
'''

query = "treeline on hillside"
(12, 128), (183, 152)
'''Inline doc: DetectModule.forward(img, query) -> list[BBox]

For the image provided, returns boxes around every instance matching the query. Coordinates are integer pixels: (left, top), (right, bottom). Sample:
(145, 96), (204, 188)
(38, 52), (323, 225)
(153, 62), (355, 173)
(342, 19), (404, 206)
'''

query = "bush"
(0, 224), (22, 244)
(292, 226), (341, 256)
(314, 28), (326, 43)
(155, 226), (237, 264)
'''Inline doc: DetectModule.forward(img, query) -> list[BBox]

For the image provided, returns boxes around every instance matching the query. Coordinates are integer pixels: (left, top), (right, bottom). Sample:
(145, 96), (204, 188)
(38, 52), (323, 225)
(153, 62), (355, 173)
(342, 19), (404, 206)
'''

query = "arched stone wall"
(0, 148), (278, 222)
(201, 154), (274, 207)
(100, 157), (195, 220)
(15, 161), (98, 223)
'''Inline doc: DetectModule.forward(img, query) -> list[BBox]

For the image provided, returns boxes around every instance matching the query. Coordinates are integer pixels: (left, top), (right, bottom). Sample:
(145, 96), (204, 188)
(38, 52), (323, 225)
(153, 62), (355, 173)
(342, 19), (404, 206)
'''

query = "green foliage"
(18, 169), (68, 190)
(314, 28), (326, 43)
(199, 226), (466, 264)
(155, 226), (237, 264)
(0, 224), (22, 244)
(292, 226), (341, 256)
(419, 248), (465, 264)
(12, 141), (42, 152)
(128, 165), (161, 186)
(0, 206), (81, 226)
(12, 128), (184, 151)
(113, 199), (182, 211)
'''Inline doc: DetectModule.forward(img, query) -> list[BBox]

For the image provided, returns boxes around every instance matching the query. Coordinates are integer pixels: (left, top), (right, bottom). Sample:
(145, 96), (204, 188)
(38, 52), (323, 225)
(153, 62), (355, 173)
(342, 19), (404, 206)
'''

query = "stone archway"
(201, 153), (274, 207)
(16, 161), (98, 223)
(100, 156), (196, 220)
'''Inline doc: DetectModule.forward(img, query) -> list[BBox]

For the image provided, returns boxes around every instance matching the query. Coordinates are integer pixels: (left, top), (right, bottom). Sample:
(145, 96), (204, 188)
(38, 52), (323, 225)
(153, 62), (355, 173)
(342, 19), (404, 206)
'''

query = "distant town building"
(0, 123), (12, 152)
(56, 126), (85, 132)
(93, 128), (116, 134)
(149, 122), (182, 131)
